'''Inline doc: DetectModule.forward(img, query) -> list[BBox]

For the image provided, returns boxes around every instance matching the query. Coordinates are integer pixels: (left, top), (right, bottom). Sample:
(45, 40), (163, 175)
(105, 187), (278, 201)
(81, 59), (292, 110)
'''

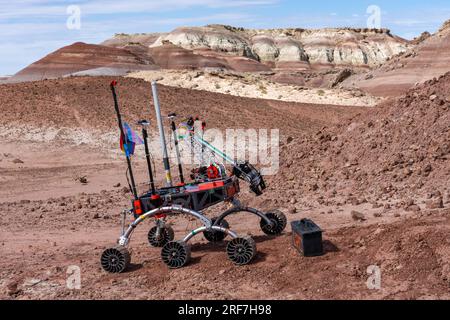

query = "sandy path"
(128, 70), (382, 107)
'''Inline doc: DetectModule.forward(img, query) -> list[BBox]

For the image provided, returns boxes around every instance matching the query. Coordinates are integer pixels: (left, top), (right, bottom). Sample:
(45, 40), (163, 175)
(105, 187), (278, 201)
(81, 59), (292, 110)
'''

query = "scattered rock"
(430, 190), (442, 198)
(372, 202), (383, 209)
(77, 176), (88, 184)
(426, 197), (444, 209)
(423, 164), (432, 173)
(407, 204), (421, 212)
(351, 210), (366, 221)
(12, 158), (24, 164)
(6, 282), (20, 296)
(331, 68), (352, 87)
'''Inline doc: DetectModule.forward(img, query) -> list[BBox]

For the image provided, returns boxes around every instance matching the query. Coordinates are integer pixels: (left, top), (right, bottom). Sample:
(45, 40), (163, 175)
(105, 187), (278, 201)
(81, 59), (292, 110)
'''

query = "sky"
(1, 0), (450, 75)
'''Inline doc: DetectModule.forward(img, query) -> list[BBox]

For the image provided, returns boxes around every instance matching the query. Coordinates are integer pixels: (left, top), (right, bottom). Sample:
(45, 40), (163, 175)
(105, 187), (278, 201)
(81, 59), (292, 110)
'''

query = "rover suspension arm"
(189, 127), (267, 196)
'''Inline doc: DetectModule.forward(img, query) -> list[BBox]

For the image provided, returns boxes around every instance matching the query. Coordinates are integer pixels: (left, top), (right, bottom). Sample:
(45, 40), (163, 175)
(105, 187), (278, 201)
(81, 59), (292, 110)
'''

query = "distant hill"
(9, 42), (157, 83)
(8, 24), (412, 84)
(341, 19), (450, 96)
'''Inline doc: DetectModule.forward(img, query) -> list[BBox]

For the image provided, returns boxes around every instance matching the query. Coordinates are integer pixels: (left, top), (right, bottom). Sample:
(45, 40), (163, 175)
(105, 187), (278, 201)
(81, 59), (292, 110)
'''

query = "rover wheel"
(203, 218), (229, 242)
(226, 236), (256, 265)
(148, 225), (175, 247)
(260, 210), (287, 235)
(161, 241), (191, 269)
(100, 246), (131, 273)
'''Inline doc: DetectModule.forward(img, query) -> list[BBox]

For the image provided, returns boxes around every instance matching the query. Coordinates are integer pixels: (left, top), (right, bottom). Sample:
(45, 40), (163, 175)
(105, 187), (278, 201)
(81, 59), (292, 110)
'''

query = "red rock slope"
(10, 42), (157, 82)
(342, 20), (450, 96)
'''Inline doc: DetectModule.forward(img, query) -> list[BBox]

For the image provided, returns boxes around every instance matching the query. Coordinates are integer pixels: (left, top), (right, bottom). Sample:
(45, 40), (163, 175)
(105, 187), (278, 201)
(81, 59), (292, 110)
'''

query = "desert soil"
(0, 76), (449, 300)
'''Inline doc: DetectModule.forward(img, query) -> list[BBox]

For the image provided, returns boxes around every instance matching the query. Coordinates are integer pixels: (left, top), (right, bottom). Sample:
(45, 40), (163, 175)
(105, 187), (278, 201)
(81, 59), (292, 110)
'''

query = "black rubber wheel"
(260, 210), (287, 235)
(100, 246), (131, 273)
(226, 236), (256, 265)
(203, 218), (229, 242)
(161, 241), (191, 269)
(148, 225), (175, 247)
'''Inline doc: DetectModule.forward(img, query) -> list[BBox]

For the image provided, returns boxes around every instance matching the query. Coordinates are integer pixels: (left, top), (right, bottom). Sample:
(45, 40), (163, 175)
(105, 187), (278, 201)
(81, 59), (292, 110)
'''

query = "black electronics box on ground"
(291, 219), (324, 257)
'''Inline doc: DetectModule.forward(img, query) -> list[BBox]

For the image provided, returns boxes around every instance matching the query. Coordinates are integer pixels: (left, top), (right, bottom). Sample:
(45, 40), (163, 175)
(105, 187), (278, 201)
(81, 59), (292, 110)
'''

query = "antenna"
(151, 81), (173, 187)
(110, 80), (138, 199)
(137, 119), (156, 194)
(168, 113), (185, 184)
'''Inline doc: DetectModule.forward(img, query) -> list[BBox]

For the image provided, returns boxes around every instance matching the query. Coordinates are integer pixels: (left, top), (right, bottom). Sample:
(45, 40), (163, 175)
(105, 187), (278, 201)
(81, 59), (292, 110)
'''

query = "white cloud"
(0, 0), (278, 18)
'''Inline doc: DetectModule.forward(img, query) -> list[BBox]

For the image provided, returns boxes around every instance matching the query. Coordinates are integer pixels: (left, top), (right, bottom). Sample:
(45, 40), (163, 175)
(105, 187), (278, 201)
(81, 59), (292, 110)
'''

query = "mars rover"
(100, 80), (286, 273)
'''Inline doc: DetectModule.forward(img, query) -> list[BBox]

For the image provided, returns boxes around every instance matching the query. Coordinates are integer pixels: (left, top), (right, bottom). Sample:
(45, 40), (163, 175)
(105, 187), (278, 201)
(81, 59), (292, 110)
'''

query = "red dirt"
(0, 75), (449, 300)
(275, 72), (450, 205)
(1, 194), (449, 299)
(149, 44), (270, 72)
(193, 49), (271, 73)
(0, 76), (363, 131)
(149, 44), (230, 70)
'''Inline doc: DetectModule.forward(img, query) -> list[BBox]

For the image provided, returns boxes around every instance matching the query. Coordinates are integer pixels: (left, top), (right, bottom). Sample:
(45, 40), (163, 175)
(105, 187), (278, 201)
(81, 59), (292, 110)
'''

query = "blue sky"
(1, 0), (450, 75)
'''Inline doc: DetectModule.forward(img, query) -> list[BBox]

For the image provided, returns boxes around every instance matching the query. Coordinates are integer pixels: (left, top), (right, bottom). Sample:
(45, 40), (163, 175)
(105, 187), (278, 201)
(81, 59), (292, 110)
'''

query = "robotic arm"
(180, 118), (267, 196)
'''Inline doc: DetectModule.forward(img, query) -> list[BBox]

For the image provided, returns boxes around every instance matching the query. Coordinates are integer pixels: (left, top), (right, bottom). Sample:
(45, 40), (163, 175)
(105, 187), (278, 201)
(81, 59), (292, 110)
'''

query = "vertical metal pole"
(201, 120), (206, 165)
(141, 126), (156, 194)
(110, 81), (138, 199)
(151, 81), (173, 187)
(170, 119), (185, 184)
(187, 117), (195, 164)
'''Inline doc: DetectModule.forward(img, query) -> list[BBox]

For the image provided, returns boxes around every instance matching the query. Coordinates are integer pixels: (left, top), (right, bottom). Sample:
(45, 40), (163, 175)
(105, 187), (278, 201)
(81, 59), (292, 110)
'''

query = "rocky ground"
(278, 73), (450, 206)
(0, 73), (449, 300)
(342, 19), (450, 96)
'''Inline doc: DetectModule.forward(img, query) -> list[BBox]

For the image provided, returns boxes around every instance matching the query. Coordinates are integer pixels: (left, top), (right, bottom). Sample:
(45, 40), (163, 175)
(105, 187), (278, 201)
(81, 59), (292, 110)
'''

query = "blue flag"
(120, 122), (143, 157)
